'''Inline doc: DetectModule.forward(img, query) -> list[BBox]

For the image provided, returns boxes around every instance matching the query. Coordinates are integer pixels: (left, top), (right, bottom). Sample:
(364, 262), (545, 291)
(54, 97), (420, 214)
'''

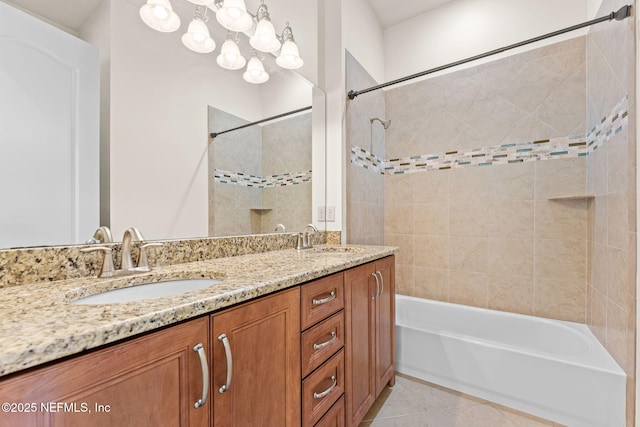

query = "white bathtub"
(395, 295), (626, 427)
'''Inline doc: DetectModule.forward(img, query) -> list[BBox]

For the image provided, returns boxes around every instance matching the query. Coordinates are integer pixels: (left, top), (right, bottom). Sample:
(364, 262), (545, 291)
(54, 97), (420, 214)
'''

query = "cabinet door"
(375, 256), (396, 396)
(344, 263), (376, 427)
(0, 317), (210, 427)
(212, 288), (301, 427)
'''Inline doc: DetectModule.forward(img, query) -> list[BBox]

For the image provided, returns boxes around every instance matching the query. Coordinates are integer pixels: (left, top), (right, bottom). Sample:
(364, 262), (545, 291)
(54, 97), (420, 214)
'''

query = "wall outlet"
(318, 206), (326, 222)
(326, 206), (336, 222)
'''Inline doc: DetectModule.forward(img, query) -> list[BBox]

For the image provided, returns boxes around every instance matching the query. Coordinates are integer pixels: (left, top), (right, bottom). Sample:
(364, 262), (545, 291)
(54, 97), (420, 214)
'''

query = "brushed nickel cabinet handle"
(313, 375), (337, 399)
(218, 333), (233, 393)
(193, 343), (209, 409)
(371, 272), (380, 299)
(312, 290), (336, 306)
(313, 331), (337, 351)
(376, 271), (384, 297)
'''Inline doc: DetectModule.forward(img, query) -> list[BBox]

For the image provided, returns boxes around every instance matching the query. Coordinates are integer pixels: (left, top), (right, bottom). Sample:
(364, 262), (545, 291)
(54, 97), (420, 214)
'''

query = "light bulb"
(243, 57), (269, 84)
(140, 0), (180, 32)
(182, 18), (215, 53)
(217, 39), (246, 70)
(250, 19), (281, 53)
(216, 0), (253, 32)
(276, 40), (303, 70)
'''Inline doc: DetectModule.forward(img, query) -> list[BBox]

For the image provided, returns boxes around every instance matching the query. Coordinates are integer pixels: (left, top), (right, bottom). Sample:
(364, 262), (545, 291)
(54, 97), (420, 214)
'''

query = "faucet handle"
(81, 246), (115, 278)
(138, 242), (162, 270)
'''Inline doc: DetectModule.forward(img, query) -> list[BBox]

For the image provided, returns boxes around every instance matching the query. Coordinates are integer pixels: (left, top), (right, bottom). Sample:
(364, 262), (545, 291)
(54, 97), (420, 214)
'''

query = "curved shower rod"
(347, 5), (632, 100)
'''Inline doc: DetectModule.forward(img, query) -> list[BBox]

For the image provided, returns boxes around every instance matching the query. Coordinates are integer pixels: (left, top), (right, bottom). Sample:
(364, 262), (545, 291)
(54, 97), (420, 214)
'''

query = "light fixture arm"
(255, 2), (270, 21)
(194, 4), (209, 22)
(278, 23), (294, 43)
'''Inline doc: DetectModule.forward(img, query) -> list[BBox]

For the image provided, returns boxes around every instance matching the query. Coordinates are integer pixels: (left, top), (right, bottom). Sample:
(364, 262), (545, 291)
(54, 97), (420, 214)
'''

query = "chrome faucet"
(81, 227), (162, 278)
(297, 224), (318, 250)
(121, 227), (145, 271)
(274, 223), (286, 233)
(86, 226), (113, 244)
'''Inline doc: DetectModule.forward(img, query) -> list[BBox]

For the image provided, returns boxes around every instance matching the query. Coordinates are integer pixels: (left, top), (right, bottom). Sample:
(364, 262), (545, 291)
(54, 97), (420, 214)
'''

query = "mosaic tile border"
(214, 168), (312, 187)
(351, 96), (628, 174)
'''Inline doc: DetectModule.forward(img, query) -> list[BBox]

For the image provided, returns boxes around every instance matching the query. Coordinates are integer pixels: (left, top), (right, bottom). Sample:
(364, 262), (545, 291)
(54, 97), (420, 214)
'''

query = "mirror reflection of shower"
(369, 116), (391, 155)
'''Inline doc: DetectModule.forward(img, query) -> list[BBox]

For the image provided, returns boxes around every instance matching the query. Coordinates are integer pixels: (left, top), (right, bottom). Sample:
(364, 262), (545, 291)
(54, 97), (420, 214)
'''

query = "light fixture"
(243, 53), (269, 84)
(140, 0), (181, 32)
(276, 24), (303, 70)
(249, 3), (281, 53)
(182, 8), (216, 53)
(139, 0), (304, 83)
(217, 33), (246, 70)
(216, 0), (253, 32)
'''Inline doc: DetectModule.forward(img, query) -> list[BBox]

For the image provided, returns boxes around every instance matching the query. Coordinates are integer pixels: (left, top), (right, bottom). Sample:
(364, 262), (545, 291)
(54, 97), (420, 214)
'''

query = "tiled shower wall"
(346, 51), (385, 245)
(261, 113), (313, 234)
(208, 107), (262, 236)
(585, 0), (636, 425)
(382, 37), (589, 322)
(208, 108), (312, 236)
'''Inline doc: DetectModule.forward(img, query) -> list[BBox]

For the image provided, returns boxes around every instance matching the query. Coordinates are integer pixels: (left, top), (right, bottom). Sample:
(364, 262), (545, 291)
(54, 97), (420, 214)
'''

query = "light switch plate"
(326, 206), (335, 222)
(318, 206), (326, 222)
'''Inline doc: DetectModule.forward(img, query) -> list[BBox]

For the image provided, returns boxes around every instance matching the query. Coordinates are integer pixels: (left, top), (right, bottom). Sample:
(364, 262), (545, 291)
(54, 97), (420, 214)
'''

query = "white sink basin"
(71, 278), (222, 305)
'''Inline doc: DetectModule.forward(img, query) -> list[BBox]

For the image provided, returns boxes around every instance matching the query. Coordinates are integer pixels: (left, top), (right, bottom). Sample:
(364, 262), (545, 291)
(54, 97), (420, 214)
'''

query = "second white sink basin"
(71, 278), (222, 305)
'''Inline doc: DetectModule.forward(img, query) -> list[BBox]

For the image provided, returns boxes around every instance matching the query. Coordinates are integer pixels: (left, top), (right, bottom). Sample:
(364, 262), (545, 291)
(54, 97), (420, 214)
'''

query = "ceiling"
(3, 0), (103, 33)
(366, 0), (453, 29)
(5, 0), (454, 36)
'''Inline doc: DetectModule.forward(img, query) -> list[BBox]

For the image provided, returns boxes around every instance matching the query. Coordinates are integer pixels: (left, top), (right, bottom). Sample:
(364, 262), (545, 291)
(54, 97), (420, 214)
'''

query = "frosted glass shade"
(182, 19), (216, 53)
(140, 0), (181, 33)
(216, 0), (253, 32)
(243, 57), (269, 84)
(217, 39), (246, 70)
(276, 40), (303, 69)
(250, 19), (281, 53)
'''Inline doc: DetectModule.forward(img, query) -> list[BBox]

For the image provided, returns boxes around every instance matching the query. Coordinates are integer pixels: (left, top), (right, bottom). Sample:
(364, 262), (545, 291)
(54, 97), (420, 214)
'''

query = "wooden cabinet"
(344, 255), (395, 427)
(0, 317), (210, 427)
(300, 272), (346, 427)
(211, 287), (300, 427)
(0, 255), (395, 427)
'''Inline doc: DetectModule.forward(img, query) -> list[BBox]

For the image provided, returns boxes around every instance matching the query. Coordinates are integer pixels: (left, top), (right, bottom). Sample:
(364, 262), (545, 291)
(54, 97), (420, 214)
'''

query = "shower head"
(370, 116), (391, 129)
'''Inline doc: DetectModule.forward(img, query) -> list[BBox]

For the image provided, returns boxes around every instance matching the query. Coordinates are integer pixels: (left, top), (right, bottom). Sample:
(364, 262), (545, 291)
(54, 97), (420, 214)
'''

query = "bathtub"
(395, 295), (626, 427)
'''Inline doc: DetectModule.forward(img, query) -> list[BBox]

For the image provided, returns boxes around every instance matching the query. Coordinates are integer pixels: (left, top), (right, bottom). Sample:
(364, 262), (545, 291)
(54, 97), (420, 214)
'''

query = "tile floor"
(359, 374), (565, 427)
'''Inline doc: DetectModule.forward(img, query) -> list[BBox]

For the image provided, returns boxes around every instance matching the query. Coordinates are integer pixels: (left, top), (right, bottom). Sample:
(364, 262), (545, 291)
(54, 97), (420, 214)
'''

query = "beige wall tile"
(591, 196), (608, 245)
(412, 171), (450, 204)
(449, 167), (490, 201)
(414, 203), (449, 236)
(450, 237), (488, 273)
(535, 239), (587, 282)
(395, 264), (415, 296)
(487, 200), (535, 239)
(535, 199), (588, 240)
(534, 277), (585, 322)
(449, 271), (489, 308)
(487, 163), (534, 201)
(590, 242), (608, 295)
(607, 245), (630, 310)
(608, 189), (629, 249)
(385, 173), (415, 206)
(607, 127), (630, 193)
(450, 201), (488, 237)
(606, 300), (629, 371)
(414, 267), (449, 301)
(414, 235), (449, 269)
(487, 238), (534, 277)
(534, 157), (586, 199)
(588, 286), (607, 344)
(384, 203), (414, 235)
(488, 274), (534, 315)
(385, 234), (414, 266)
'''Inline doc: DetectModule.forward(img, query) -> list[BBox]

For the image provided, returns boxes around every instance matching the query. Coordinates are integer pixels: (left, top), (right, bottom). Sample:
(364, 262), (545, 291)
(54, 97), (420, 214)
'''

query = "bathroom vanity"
(0, 245), (395, 427)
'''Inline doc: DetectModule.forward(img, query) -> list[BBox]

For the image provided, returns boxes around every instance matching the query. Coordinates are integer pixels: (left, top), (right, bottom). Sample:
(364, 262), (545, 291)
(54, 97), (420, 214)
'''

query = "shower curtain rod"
(347, 5), (632, 100)
(210, 105), (312, 139)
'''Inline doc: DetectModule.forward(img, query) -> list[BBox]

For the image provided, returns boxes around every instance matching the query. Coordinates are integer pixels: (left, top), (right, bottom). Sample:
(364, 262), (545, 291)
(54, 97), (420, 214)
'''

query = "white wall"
(384, 0), (588, 82)
(341, 0), (385, 84)
(109, 0), (263, 240)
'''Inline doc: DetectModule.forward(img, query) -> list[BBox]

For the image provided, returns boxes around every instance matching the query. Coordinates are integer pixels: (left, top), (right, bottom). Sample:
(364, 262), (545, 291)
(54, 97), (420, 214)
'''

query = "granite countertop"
(0, 245), (396, 377)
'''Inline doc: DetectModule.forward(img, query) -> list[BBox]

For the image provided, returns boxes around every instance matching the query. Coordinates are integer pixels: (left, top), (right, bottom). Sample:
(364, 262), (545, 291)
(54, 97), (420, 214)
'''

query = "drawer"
(314, 395), (344, 427)
(301, 273), (344, 330)
(301, 311), (344, 378)
(302, 349), (345, 427)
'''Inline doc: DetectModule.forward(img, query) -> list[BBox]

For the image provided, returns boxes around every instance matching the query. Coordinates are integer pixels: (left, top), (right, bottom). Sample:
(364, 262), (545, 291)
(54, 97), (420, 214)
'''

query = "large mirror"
(0, 0), (323, 248)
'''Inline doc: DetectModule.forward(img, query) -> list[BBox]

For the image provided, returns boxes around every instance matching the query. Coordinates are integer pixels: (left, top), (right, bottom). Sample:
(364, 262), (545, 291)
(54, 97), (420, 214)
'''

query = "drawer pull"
(376, 271), (384, 297)
(218, 333), (233, 393)
(371, 272), (380, 299)
(313, 375), (337, 399)
(312, 291), (336, 306)
(313, 331), (337, 351)
(193, 343), (209, 409)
